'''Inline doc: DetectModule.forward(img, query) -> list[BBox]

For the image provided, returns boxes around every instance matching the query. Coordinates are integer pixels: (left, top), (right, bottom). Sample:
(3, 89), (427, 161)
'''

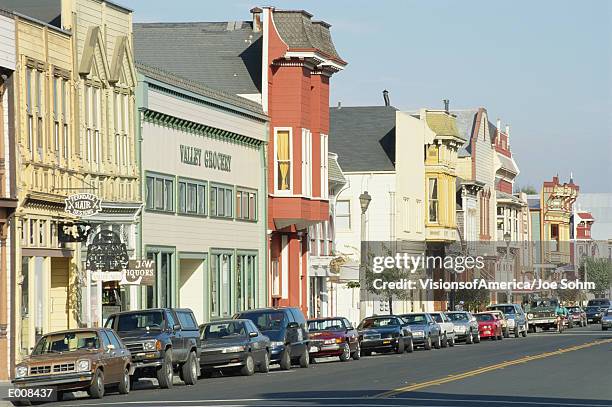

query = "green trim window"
(210, 184), (233, 218)
(178, 178), (207, 215)
(145, 173), (175, 212)
(236, 189), (257, 221)
(146, 248), (176, 308)
(210, 251), (233, 318)
(236, 253), (257, 312)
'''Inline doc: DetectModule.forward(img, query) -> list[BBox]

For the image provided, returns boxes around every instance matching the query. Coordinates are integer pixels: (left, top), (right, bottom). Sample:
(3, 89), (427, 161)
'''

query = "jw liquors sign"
(64, 193), (101, 217)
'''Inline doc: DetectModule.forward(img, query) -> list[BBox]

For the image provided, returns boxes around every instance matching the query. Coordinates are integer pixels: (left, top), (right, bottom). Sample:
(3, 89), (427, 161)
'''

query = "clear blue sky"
(122, 0), (612, 193)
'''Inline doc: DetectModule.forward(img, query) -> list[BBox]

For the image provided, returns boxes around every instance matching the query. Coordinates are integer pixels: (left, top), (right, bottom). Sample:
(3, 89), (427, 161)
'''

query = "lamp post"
(504, 231), (512, 303)
(359, 191), (372, 321)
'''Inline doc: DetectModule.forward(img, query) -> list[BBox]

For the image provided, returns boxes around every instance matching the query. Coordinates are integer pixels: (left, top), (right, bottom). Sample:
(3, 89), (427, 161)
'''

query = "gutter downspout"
(135, 74), (147, 310)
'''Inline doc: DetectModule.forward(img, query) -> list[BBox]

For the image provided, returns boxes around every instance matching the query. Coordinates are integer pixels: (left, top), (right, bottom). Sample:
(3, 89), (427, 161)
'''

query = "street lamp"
(359, 191), (372, 320)
(504, 231), (512, 303)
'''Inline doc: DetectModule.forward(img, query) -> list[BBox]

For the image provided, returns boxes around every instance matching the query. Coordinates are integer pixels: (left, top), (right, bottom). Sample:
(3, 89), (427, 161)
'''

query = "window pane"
(211, 256), (218, 317)
(276, 130), (290, 190)
(187, 183), (197, 213)
(225, 189), (232, 217)
(249, 193), (255, 220)
(164, 180), (174, 211)
(145, 177), (154, 209)
(154, 179), (164, 210)
(235, 191), (242, 219)
(210, 187), (217, 216)
(217, 188), (224, 216)
(178, 182), (186, 213)
(197, 185), (206, 214)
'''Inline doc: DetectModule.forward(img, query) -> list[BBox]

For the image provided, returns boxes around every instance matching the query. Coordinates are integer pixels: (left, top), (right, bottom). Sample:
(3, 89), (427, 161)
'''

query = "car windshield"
(430, 314), (443, 323)
(476, 314), (494, 322)
(401, 314), (428, 325)
(240, 311), (287, 332)
(308, 319), (345, 331)
(587, 300), (610, 307)
(201, 321), (247, 340)
(116, 311), (164, 332)
(489, 305), (515, 314)
(586, 306), (600, 312)
(358, 318), (399, 329)
(446, 313), (469, 322)
(33, 331), (99, 354)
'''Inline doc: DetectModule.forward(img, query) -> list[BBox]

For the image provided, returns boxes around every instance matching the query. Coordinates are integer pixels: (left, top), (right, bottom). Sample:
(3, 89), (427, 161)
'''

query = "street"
(54, 324), (611, 407)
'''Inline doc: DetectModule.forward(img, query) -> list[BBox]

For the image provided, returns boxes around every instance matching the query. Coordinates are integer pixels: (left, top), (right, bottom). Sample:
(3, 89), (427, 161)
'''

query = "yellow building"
(6, 0), (139, 364)
(419, 108), (465, 311)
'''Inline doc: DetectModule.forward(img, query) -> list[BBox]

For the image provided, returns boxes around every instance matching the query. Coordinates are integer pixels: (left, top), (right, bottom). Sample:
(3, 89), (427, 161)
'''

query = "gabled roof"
(328, 152), (346, 184)
(329, 106), (397, 172)
(0, 0), (61, 27)
(425, 111), (465, 141)
(272, 10), (344, 63)
(451, 109), (479, 157)
(577, 212), (594, 221)
(133, 21), (262, 95)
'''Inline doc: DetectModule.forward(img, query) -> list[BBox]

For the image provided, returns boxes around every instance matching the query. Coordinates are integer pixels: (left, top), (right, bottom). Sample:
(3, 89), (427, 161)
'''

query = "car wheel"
(521, 327), (527, 337)
(280, 346), (291, 370)
(449, 335), (455, 347)
(339, 343), (351, 361)
(514, 326), (520, 338)
(259, 351), (270, 373)
(352, 342), (361, 360)
(441, 333), (448, 348)
(88, 369), (105, 399)
(156, 349), (174, 389)
(240, 354), (255, 376)
(182, 351), (198, 385)
(424, 335), (432, 350)
(466, 330), (473, 344)
(406, 338), (414, 353)
(395, 338), (405, 354)
(299, 348), (310, 368)
(118, 367), (130, 395)
(434, 334), (441, 349)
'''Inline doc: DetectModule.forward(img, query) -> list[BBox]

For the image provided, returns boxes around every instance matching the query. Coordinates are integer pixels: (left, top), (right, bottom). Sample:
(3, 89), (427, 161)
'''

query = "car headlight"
(413, 330), (424, 336)
(15, 366), (27, 378)
(270, 341), (284, 348)
(222, 346), (245, 353)
(528, 313), (533, 319)
(77, 359), (90, 372)
(143, 340), (159, 351)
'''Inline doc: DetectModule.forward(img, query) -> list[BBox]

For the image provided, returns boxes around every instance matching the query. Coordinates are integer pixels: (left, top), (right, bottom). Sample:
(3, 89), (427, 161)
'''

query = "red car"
(307, 317), (360, 362)
(475, 312), (503, 340)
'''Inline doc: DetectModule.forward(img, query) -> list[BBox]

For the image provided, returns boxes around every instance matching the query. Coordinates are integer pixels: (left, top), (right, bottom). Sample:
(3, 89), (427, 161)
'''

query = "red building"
(258, 8), (347, 312)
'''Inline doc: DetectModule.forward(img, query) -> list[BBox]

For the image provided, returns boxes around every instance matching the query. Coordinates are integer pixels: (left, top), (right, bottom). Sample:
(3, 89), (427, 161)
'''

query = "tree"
(583, 258), (612, 296)
(557, 287), (582, 304)
(455, 287), (490, 312)
(518, 185), (538, 195)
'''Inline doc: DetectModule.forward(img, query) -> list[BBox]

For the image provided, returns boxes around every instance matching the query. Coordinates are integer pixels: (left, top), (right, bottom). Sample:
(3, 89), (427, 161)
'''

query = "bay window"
(275, 129), (292, 192)
(428, 178), (439, 223)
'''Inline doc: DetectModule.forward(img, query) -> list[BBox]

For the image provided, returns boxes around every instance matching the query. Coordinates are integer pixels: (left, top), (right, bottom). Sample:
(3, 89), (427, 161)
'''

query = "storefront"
(137, 65), (268, 324)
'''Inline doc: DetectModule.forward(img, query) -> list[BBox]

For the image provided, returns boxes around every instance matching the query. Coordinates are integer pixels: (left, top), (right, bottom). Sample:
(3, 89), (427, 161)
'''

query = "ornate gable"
(78, 26), (111, 82)
(109, 36), (137, 87)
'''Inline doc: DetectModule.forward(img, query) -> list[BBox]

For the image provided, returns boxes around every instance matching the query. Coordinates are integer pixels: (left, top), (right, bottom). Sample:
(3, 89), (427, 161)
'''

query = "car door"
(343, 318), (359, 352)
(99, 331), (121, 382)
(166, 310), (185, 362)
(106, 330), (129, 381)
(245, 320), (265, 363)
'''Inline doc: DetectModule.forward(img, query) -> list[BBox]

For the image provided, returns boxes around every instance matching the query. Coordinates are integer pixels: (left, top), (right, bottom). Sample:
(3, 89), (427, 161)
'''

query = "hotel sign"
(180, 144), (232, 172)
(65, 193), (101, 217)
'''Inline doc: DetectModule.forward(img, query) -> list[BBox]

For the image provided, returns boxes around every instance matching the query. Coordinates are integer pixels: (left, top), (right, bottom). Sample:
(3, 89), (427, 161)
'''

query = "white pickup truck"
(429, 312), (456, 347)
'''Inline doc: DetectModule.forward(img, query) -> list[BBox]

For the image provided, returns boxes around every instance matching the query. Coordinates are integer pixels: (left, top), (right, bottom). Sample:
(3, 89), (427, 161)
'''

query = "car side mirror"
(249, 332), (258, 338)
(107, 344), (115, 352)
(287, 322), (299, 330)
(173, 324), (181, 331)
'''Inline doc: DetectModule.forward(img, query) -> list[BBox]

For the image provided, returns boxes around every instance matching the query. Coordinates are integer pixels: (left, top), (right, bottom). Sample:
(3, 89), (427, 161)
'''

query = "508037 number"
(7, 387), (56, 401)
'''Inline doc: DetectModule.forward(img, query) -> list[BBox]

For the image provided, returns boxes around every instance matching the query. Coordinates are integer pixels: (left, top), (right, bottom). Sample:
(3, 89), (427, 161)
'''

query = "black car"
(199, 319), (270, 376)
(105, 308), (201, 388)
(234, 307), (310, 370)
(399, 313), (442, 350)
(357, 315), (413, 356)
(585, 306), (606, 324)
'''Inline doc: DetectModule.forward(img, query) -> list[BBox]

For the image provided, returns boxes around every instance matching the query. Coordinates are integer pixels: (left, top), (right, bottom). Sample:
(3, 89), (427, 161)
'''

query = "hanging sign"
(65, 193), (101, 217)
(120, 260), (156, 286)
(86, 229), (129, 273)
(58, 222), (92, 242)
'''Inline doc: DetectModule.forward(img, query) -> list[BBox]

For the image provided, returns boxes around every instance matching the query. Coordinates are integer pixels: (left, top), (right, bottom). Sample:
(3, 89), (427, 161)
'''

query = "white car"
(428, 312), (456, 347)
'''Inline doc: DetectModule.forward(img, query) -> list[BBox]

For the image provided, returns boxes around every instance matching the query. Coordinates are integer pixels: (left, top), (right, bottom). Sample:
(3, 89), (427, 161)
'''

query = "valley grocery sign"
(180, 144), (232, 172)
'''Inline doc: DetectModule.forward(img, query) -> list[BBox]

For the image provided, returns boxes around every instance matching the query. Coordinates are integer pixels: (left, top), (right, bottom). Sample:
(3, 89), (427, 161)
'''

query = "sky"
(122, 0), (612, 193)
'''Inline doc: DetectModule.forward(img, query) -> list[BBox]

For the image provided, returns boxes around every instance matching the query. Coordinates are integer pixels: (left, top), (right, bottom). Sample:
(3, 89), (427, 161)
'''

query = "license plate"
(309, 346), (318, 353)
(383, 340), (391, 344)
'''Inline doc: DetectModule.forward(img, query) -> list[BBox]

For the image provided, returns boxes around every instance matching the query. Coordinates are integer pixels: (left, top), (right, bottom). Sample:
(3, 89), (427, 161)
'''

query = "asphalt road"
(38, 325), (612, 407)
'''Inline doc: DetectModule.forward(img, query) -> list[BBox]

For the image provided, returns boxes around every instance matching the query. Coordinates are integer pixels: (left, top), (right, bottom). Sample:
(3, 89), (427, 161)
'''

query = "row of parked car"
(11, 299), (610, 403)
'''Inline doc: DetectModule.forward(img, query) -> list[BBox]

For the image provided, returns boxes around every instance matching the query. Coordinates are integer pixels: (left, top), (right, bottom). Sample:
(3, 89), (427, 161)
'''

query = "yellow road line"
(377, 338), (612, 398)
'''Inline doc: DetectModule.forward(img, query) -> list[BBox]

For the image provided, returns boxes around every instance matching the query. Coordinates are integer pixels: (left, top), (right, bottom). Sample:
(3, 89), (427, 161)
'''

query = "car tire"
(259, 351), (270, 373)
(280, 346), (291, 370)
(182, 351), (198, 385)
(434, 335), (441, 349)
(240, 354), (255, 376)
(352, 342), (361, 360)
(395, 338), (405, 354)
(156, 349), (174, 389)
(299, 348), (309, 368)
(339, 343), (351, 361)
(603, 327), (608, 331)
(521, 326), (527, 337)
(88, 369), (105, 399)
(406, 338), (414, 353)
(449, 335), (455, 347)
(118, 367), (130, 395)
(424, 335), (432, 350)
(441, 333), (448, 348)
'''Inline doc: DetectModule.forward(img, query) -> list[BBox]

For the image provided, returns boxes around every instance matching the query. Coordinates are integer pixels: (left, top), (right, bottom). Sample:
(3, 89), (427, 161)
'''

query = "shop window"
(178, 178), (206, 216)
(145, 173), (174, 212)
(147, 250), (175, 308)
(211, 252), (233, 318)
(336, 200), (351, 231)
(275, 129), (292, 192)
(21, 257), (29, 317)
(210, 184), (233, 218)
(428, 178), (439, 223)
(236, 189), (257, 221)
(236, 253), (257, 311)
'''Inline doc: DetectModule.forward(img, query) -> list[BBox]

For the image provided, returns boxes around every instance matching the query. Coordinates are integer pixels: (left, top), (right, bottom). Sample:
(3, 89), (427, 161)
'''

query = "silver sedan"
(602, 309), (612, 331)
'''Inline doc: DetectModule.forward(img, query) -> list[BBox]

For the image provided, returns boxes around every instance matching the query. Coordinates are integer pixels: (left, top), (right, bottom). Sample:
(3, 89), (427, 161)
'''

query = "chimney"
(505, 124), (510, 137)
(383, 89), (390, 107)
(496, 118), (501, 132)
(337, 101), (341, 109)
(443, 99), (449, 113)
(250, 7), (262, 32)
